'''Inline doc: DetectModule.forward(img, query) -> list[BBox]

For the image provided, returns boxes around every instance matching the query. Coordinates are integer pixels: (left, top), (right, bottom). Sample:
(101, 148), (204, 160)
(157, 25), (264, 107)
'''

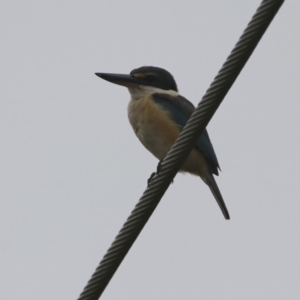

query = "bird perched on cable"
(95, 66), (230, 220)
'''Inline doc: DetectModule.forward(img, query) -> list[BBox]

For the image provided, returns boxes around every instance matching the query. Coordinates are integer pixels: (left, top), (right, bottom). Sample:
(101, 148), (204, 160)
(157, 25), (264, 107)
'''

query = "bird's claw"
(156, 160), (163, 173)
(147, 172), (156, 187)
(147, 160), (163, 187)
(147, 160), (174, 187)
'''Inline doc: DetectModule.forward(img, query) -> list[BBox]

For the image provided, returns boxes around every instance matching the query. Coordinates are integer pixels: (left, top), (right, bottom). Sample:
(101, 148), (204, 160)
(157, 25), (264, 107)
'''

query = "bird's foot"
(147, 172), (156, 187)
(147, 160), (174, 187)
(147, 160), (163, 187)
(156, 160), (163, 173)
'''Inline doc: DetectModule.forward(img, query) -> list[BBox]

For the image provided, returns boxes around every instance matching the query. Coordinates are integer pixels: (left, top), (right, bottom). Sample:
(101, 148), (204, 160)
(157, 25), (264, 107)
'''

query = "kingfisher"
(95, 66), (230, 220)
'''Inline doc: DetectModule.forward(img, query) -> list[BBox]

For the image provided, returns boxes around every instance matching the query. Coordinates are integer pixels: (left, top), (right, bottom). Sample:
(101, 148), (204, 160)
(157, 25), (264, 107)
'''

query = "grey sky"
(1, 1), (299, 299)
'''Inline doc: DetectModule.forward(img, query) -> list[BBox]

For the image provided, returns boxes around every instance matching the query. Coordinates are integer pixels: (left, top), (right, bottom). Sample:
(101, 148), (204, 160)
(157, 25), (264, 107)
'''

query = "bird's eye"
(144, 75), (156, 82)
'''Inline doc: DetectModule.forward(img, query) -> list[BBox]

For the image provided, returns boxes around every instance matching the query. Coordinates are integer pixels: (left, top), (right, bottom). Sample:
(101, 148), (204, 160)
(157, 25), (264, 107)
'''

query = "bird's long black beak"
(95, 73), (140, 88)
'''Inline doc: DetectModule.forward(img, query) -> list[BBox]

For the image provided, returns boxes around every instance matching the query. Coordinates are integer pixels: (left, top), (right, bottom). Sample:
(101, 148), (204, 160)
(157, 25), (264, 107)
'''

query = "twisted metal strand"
(77, 1), (284, 299)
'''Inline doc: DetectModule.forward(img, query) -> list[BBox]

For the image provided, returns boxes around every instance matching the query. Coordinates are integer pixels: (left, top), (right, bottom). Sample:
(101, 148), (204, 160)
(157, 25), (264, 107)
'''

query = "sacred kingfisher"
(95, 66), (230, 220)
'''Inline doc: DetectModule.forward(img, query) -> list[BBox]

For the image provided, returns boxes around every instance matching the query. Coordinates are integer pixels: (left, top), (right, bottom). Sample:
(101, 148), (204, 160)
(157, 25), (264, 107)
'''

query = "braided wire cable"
(77, 1), (284, 299)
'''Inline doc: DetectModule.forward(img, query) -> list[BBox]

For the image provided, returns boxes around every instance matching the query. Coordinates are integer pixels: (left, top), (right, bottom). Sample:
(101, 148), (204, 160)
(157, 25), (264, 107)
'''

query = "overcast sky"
(1, 1), (299, 299)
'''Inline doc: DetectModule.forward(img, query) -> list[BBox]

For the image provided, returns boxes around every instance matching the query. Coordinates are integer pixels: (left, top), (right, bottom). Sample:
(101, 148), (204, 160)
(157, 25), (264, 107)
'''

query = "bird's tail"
(206, 174), (230, 220)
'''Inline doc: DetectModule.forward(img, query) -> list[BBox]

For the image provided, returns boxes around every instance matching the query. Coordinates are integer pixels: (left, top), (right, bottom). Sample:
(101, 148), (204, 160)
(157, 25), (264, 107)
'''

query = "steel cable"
(77, 1), (284, 299)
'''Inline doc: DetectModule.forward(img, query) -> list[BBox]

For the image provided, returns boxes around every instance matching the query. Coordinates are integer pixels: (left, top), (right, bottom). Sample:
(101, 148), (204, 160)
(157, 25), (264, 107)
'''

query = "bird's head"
(96, 66), (178, 99)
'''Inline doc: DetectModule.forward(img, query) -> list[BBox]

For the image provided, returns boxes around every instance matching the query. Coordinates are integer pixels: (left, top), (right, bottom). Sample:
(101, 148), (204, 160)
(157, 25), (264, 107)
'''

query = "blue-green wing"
(152, 93), (220, 175)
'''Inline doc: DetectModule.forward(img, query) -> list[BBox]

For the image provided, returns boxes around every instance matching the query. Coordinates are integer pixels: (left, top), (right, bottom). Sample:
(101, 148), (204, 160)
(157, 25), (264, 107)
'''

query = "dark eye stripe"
(144, 75), (156, 82)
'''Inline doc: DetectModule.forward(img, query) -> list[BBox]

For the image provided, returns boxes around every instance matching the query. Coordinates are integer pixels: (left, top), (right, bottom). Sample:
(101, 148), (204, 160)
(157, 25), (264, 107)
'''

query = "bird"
(95, 66), (230, 220)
